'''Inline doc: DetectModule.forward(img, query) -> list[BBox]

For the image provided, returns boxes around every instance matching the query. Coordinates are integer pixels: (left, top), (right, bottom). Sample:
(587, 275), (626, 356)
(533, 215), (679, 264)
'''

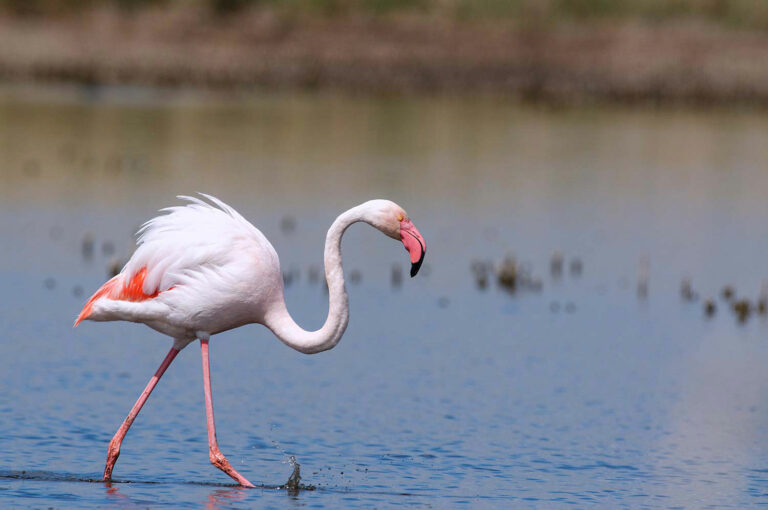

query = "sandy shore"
(2, 8), (768, 104)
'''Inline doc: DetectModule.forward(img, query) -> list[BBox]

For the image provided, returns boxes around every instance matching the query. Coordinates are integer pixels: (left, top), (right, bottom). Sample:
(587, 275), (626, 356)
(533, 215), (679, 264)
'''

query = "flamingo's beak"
(400, 219), (426, 277)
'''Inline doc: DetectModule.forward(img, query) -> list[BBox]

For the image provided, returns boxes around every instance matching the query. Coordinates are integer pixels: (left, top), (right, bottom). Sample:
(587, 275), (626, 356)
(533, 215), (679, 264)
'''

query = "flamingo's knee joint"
(209, 449), (227, 468)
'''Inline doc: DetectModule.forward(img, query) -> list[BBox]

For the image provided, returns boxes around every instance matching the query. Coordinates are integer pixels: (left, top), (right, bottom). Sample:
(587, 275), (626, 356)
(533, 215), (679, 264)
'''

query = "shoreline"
(2, 10), (768, 106)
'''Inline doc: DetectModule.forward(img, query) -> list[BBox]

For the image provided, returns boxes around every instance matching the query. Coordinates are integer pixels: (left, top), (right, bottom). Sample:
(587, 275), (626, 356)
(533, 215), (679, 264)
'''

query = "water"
(2, 87), (768, 507)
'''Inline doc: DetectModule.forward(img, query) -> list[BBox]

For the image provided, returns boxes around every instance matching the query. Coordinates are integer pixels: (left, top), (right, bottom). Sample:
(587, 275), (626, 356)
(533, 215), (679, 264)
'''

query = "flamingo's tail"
(74, 275), (123, 326)
(74, 268), (162, 327)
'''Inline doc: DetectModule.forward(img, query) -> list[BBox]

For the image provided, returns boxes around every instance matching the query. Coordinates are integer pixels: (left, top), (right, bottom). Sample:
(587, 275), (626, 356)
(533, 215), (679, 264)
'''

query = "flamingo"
(74, 194), (427, 487)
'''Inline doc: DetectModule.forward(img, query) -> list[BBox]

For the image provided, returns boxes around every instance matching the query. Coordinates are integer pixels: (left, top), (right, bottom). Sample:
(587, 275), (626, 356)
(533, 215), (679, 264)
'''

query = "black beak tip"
(410, 251), (425, 277)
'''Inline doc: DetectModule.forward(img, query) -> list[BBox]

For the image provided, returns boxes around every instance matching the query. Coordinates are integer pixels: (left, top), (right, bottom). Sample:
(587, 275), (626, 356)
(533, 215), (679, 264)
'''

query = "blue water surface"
(1, 90), (768, 507)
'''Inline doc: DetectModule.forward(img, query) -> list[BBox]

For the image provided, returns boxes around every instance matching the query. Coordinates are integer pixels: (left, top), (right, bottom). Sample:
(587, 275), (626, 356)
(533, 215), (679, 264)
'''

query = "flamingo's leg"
(200, 338), (255, 487)
(103, 346), (180, 482)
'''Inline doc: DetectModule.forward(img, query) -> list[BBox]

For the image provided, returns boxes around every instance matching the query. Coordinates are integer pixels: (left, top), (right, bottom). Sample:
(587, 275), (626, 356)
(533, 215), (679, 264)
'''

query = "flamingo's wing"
(76, 194), (272, 325)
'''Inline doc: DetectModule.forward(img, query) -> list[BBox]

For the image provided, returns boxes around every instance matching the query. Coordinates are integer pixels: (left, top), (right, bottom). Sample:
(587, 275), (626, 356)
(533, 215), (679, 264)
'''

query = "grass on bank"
(2, 0), (768, 30)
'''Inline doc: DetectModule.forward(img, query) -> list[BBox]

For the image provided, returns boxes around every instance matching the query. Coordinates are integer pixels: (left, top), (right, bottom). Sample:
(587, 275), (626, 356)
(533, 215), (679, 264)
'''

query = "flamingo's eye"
(397, 213), (404, 221)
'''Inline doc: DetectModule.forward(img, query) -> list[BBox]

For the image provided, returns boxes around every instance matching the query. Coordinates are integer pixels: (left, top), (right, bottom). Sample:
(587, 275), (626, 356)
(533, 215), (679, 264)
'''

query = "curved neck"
(265, 206), (364, 354)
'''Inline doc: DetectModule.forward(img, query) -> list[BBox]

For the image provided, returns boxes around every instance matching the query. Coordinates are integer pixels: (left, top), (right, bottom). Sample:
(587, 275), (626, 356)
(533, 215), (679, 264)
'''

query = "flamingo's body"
(75, 194), (426, 487)
(76, 195), (286, 346)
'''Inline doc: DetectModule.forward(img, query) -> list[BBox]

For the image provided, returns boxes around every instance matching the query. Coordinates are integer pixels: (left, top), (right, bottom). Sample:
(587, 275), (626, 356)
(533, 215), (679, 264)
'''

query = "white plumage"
(82, 194), (283, 343)
(131, 193), (270, 295)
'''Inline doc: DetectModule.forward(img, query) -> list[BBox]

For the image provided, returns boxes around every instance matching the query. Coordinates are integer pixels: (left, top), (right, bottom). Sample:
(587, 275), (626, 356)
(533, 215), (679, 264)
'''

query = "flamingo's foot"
(103, 441), (121, 482)
(210, 449), (255, 488)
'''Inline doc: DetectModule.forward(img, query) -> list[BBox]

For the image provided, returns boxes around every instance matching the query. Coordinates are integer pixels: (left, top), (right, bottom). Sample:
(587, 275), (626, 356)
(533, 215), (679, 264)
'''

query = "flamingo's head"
(364, 199), (427, 277)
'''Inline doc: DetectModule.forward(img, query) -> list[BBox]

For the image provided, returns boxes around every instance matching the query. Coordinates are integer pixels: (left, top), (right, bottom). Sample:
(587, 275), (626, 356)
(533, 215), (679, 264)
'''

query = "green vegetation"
(3, 0), (768, 28)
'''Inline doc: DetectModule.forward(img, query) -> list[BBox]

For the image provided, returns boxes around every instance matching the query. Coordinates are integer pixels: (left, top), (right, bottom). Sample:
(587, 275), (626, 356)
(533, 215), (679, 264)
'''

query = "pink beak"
(400, 219), (426, 277)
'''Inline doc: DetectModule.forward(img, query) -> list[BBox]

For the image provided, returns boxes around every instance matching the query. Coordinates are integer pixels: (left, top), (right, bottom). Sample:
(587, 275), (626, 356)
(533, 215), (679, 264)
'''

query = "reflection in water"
(204, 487), (250, 510)
(652, 325), (768, 507)
(102, 477), (254, 509)
(1, 90), (767, 216)
(104, 481), (133, 507)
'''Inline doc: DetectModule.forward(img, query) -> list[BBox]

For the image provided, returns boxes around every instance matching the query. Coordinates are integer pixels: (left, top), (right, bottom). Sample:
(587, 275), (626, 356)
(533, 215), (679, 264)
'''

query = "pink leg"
(200, 338), (255, 487)
(103, 346), (180, 482)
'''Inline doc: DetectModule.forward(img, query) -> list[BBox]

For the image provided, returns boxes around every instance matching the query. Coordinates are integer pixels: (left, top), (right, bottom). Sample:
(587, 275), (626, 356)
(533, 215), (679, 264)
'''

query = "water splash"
(269, 428), (314, 493)
(281, 456), (315, 493)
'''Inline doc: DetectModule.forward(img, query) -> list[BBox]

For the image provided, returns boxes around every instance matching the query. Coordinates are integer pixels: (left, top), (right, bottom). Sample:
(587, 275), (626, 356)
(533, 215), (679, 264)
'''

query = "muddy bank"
(2, 9), (768, 104)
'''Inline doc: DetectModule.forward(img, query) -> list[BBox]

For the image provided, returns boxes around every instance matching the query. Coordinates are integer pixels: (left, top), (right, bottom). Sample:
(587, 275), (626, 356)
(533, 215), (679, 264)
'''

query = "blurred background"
(2, 1), (768, 508)
(2, 0), (768, 100)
